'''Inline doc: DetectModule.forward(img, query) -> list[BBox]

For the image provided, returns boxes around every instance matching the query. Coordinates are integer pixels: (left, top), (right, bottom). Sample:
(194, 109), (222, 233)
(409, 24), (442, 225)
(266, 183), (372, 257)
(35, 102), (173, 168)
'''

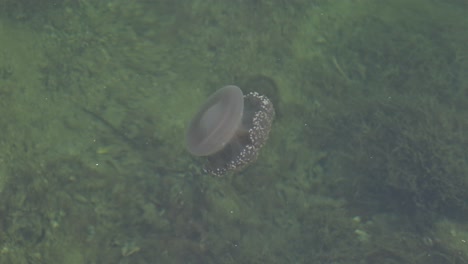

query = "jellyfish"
(186, 85), (275, 176)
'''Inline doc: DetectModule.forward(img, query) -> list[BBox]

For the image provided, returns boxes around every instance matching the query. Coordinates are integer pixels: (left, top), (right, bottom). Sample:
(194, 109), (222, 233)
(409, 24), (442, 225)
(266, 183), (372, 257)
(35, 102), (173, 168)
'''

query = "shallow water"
(0, 0), (467, 263)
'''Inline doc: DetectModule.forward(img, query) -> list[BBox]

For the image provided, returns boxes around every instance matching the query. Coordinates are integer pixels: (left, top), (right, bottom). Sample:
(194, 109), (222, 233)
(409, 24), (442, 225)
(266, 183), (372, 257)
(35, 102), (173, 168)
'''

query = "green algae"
(0, 0), (467, 263)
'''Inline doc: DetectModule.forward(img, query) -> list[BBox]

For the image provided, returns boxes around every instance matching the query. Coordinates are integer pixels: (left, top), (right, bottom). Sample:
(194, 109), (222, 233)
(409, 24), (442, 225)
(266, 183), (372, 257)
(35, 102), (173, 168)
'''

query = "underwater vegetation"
(0, 0), (466, 263)
(297, 0), (468, 262)
(303, 0), (468, 218)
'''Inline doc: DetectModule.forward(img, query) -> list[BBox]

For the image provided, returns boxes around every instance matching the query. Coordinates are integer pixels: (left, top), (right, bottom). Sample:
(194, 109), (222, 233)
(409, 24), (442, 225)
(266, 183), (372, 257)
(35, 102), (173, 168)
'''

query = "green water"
(0, 0), (467, 263)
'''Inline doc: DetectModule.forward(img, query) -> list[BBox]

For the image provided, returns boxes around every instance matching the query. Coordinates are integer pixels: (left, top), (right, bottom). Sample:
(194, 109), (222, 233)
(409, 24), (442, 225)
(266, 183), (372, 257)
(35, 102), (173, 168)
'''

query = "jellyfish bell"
(186, 85), (244, 156)
(186, 85), (275, 176)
